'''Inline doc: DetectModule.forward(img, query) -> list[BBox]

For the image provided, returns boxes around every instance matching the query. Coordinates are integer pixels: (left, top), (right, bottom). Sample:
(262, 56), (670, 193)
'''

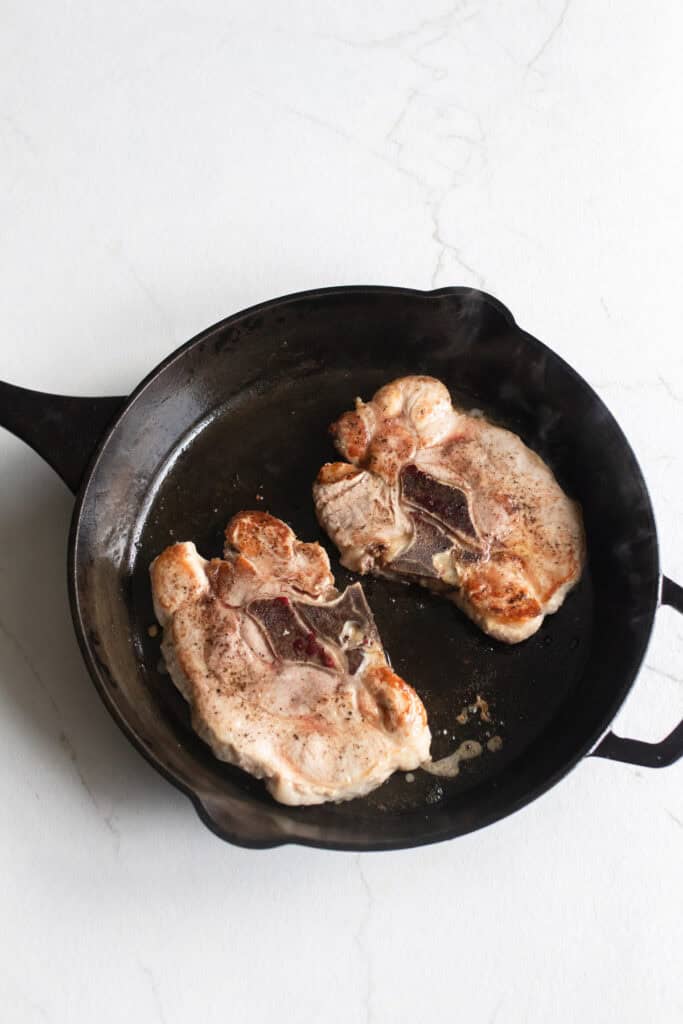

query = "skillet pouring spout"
(0, 380), (125, 493)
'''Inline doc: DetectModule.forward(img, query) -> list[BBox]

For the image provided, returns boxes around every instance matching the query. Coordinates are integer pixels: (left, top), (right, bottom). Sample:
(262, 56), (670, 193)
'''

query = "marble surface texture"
(1, 2), (681, 1022)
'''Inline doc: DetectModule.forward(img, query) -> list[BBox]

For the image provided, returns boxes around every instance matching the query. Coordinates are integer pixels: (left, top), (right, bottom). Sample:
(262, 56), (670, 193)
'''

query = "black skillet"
(1, 286), (681, 851)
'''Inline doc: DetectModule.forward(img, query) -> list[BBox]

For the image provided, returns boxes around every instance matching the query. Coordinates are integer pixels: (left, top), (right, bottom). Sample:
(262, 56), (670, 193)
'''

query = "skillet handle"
(0, 380), (125, 494)
(591, 576), (683, 767)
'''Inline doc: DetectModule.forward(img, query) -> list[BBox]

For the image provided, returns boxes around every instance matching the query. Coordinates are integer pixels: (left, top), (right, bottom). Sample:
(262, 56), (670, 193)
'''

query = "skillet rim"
(66, 285), (662, 850)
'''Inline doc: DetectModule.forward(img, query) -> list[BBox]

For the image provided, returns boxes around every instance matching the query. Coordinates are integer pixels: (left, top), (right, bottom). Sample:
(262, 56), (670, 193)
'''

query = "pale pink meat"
(314, 376), (585, 643)
(150, 511), (430, 805)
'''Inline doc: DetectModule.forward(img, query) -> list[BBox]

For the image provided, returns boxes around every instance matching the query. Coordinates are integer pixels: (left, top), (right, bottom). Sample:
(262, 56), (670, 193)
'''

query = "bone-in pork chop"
(314, 376), (585, 643)
(150, 512), (430, 805)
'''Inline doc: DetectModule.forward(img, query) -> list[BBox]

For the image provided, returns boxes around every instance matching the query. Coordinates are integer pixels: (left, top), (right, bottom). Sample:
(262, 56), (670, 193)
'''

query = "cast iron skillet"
(1, 286), (681, 851)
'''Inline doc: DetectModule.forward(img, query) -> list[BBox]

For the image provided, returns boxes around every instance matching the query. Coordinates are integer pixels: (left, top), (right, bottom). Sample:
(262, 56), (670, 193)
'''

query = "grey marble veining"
(0, 2), (681, 1021)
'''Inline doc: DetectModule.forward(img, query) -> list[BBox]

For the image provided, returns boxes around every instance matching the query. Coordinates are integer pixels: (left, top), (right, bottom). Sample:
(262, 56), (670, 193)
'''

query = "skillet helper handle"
(591, 576), (683, 767)
(0, 380), (125, 494)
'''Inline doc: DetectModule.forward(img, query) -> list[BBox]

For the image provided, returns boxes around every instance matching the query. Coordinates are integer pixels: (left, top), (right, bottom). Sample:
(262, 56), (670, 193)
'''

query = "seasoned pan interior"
(71, 288), (659, 849)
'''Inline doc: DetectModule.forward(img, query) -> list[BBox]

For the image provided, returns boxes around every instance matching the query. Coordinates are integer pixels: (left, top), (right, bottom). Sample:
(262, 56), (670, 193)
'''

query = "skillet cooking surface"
(72, 287), (658, 848)
(132, 371), (593, 812)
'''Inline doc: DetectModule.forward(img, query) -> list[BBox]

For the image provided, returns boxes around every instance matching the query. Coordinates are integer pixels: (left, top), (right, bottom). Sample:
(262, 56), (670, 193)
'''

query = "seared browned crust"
(316, 461), (361, 485)
(225, 511), (334, 597)
(362, 665), (429, 731)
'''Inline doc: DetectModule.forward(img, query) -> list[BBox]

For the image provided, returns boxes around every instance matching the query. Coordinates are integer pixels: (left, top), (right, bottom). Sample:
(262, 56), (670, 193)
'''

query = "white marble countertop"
(1, 2), (682, 1021)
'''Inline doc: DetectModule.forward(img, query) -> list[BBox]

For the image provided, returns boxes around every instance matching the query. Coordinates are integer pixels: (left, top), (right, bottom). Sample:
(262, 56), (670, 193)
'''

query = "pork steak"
(314, 376), (585, 643)
(150, 511), (431, 805)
